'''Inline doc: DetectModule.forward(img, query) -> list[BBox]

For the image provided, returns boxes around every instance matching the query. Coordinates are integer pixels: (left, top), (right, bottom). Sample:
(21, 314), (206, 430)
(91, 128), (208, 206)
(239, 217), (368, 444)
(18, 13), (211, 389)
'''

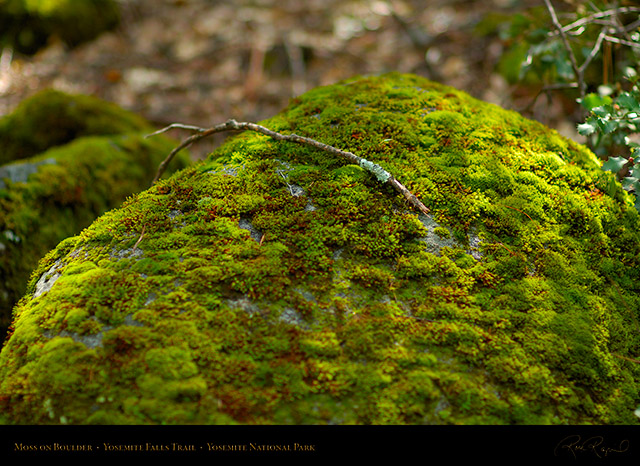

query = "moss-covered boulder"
(1, 73), (639, 425)
(0, 90), (189, 343)
(0, 89), (151, 165)
(0, 0), (119, 55)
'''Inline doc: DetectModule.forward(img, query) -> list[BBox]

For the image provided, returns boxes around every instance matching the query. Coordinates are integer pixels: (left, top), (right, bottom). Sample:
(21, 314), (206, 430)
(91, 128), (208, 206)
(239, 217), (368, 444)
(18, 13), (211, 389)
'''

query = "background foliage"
(487, 0), (640, 209)
(0, 0), (119, 54)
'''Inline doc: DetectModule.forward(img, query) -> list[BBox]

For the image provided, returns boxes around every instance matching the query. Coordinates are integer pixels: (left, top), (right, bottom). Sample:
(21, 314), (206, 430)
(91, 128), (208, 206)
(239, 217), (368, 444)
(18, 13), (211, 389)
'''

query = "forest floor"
(0, 0), (580, 159)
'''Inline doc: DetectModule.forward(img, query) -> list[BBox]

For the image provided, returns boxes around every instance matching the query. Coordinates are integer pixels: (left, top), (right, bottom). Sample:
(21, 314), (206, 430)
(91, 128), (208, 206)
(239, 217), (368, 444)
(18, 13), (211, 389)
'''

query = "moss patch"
(0, 73), (638, 425)
(0, 0), (120, 55)
(0, 89), (151, 165)
(0, 134), (187, 340)
(0, 90), (189, 340)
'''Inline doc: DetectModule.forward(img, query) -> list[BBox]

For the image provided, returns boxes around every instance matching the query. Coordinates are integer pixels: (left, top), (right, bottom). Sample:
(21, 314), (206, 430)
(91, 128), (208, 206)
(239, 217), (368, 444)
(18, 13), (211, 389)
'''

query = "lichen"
(0, 72), (639, 425)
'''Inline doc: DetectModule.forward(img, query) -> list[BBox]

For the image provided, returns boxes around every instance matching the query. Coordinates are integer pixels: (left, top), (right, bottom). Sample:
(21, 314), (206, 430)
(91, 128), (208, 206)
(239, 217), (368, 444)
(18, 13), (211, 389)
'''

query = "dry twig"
(530, 1), (640, 119)
(543, 0), (585, 98)
(132, 225), (146, 253)
(550, 6), (640, 36)
(519, 82), (579, 114)
(147, 119), (430, 215)
(501, 204), (533, 222)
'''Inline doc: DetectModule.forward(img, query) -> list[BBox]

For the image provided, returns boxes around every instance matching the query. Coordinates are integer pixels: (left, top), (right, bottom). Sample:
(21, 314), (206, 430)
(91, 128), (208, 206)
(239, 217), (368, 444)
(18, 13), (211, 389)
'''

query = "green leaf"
(580, 93), (612, 111)
(593, 116), (619, 134)
(622, 177), (639, 191)
(602, 156), (629, 173)
(604, 120), (620, 134)
(615, 92), (640, 112)
(577, 121), (596, 135)
(594, 117), (622, 134)
(555, 55), (574, 81)
(591, 105), (612, 118)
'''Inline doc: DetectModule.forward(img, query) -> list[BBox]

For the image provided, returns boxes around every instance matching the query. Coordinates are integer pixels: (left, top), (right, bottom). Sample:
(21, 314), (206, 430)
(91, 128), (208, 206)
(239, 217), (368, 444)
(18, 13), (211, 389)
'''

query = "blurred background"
(1, 0), (640, 160)
(0, 0), (583, 157)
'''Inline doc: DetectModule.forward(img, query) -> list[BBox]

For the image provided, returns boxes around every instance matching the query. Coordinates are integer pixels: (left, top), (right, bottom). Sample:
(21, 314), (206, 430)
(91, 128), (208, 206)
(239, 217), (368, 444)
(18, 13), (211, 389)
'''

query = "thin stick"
(146, 123), (208, 136)
(579, 30), (606, 74)
(519, 82), (579, 114)
(551, 6), (640, 36)
(625, 18), (640, 33)
(502, 204), (533, 222)
(544, 0), (585, 98)
(283, 35), (306, 97)
(132, 225), (146, 252)
(149, 119), (430, 215)
(613, 353), (640, 365)
(603, 35), (640, 49)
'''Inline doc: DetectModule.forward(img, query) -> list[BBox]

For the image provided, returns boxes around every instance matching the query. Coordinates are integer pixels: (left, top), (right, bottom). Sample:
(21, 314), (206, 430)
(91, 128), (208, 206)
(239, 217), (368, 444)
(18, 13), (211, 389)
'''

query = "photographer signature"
(554, 435), (629, 459)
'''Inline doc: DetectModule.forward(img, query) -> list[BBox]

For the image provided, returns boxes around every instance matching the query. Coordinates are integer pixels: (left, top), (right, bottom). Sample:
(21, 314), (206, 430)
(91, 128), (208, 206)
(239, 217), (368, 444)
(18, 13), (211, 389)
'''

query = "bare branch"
(145, 123), (208, 137)
(132, 225), (146, 253)
(607, 7), (636, 50)
(149, 119), (430, 215)
(519, 82), (579, 114)
(613, 353), (640, 365)
(551, 6), (640, 35)
(283, 35), (306, 97)
(579, 29), (606, 74)
(625, 18), (640, 33)
(544, 0), (585, 98)
(603, 35), (640, 49)
(389, 4), (444, 82)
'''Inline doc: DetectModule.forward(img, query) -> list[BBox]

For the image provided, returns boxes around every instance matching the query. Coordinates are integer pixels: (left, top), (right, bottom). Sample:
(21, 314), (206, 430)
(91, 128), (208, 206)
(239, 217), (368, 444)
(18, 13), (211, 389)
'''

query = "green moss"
(0, 133), (188, 340)
(0, 0), (120, 55)
(0, 89), (152, 165)
(433, 227), (450, 239)
(0, 90), (189, 339)
(0, 72), (639, 425)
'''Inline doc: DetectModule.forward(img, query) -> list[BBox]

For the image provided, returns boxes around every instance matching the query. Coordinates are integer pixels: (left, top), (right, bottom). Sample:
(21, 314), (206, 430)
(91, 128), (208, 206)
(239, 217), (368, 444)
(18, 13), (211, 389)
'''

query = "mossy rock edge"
(0, 89), (189, 341)
(1, 73), (639, 425)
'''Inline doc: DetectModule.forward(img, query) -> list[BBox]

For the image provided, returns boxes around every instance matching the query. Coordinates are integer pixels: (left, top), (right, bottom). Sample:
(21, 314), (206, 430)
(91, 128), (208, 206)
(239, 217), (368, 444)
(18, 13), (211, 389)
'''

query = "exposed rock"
(33, 257), (65, 300)
(0, 157), (56, 190)
(0, 73), (639, 425)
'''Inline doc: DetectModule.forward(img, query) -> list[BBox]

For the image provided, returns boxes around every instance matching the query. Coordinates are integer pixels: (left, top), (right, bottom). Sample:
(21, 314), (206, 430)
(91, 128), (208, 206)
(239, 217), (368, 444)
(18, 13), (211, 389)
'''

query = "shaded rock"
(0, 73), (639, 425)
(0, 90), (190, 340)
(0, 133), (187, 340)
(0, 157), (56, 190)
(0, 89), (152, 165)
